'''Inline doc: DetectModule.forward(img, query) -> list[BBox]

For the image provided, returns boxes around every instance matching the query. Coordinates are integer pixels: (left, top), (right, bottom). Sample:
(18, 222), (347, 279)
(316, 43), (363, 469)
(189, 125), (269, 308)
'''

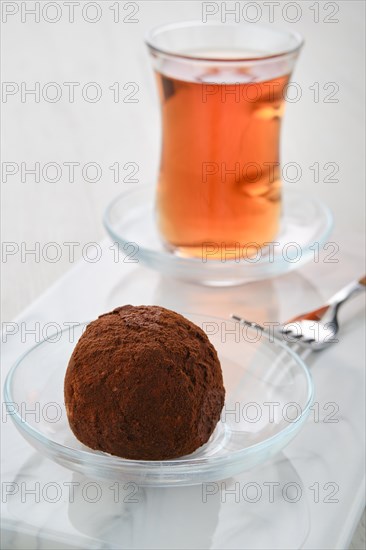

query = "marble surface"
(1, 232), (365, 549)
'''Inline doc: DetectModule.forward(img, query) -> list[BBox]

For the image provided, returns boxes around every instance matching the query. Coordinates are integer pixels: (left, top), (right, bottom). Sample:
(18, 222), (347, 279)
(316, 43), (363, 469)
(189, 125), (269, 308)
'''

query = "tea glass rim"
(145, 20), (304, 63)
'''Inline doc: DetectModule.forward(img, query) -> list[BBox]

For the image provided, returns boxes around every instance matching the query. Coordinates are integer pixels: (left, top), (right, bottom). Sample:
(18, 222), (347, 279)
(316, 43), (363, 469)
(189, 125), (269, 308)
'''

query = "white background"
(2, 0), (365, 320)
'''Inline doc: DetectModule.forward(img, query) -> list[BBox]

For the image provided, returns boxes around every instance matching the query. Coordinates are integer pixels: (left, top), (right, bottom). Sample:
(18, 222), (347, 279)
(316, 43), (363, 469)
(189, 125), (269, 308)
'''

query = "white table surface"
(1, 233), (365, 549)
(1, 1), (365, 548)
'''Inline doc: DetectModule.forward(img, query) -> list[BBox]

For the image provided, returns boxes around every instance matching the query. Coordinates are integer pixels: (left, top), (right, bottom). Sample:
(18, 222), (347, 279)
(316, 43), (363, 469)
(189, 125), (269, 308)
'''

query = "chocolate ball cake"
(64, 305), (225, 460)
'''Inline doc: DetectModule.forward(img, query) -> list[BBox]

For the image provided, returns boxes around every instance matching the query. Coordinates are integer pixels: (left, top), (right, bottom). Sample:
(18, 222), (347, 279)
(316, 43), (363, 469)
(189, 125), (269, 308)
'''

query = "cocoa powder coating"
(64, 305), (225, 460)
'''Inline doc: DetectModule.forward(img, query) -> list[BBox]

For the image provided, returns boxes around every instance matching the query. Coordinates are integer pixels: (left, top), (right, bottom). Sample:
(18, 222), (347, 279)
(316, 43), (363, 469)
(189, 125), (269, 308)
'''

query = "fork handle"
(327, 275), (366, 308)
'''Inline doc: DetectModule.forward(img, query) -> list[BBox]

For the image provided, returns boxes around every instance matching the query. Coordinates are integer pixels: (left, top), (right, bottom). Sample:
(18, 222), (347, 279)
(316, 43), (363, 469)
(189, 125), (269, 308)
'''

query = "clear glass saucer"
(103, 185), (332, 286)
(4, 314), (313, 487)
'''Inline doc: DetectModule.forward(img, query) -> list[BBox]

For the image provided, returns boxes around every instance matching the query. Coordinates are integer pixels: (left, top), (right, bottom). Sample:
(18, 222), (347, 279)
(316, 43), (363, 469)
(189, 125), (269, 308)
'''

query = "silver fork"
(232, 275), (365, 351)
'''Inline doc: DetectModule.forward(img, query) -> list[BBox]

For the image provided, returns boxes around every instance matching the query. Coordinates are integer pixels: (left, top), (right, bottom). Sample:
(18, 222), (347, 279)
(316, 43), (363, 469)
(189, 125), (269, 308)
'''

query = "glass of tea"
(146, 22), (303, 260)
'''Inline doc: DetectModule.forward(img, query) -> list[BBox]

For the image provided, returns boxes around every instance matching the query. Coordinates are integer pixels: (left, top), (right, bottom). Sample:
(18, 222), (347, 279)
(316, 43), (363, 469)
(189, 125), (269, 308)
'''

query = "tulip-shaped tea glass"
(146, 22), (303, 260)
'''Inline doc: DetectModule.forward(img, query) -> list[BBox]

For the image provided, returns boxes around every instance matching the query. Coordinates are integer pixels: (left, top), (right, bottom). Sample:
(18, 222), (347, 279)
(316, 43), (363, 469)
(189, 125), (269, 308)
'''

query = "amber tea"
(147, 24), (302, 260)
